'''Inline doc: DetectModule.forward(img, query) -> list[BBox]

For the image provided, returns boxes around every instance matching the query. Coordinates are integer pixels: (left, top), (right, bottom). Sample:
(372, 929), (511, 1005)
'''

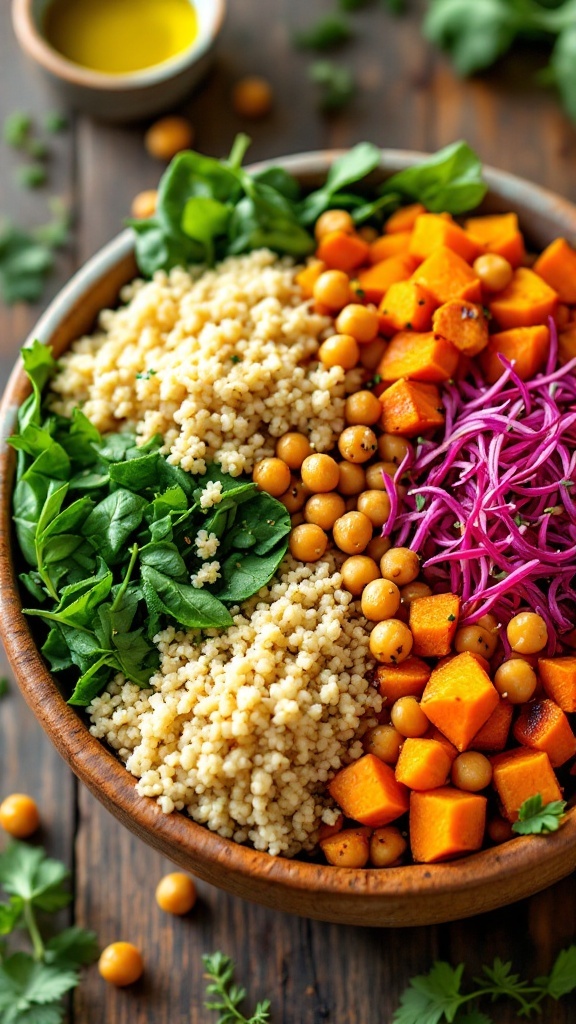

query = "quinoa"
(49, 249), (360, 475)
(88, 555), (381, 856)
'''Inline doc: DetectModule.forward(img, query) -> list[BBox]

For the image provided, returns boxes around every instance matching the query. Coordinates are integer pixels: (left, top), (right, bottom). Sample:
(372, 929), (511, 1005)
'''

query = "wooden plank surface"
(1, 1), (576, 1021)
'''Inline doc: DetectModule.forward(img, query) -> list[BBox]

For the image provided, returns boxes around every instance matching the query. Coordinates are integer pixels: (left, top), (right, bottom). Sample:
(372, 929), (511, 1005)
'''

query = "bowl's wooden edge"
(2, 150), (576, 927)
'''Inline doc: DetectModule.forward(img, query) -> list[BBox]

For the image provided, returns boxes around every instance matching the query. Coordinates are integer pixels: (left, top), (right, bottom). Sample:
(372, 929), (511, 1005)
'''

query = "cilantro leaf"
(0, 897), (23, 935)
(0, 843), (71, 912)
(511, 794), (567, 835)
(309, 61), (356, 112)
(539, 946), (576, 999)
(393, 962), (464, 1024)
(44, 928), (99, 970)
(3, 112), (32, 149)
(294, 15), (353, 50)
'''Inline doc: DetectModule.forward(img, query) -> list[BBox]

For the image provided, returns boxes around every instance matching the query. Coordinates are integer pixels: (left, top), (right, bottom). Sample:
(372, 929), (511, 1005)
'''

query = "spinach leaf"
(215, 542), (289, 603)
(181, 196), (232, 265)
(18, 342), (58, 431)
(139, 540), (187, 579)
(424, 0), (519, 76)
(222, 493), (291, 557)
(380, 140), (487, 214)
(141, 565), (233, 629)
(550, 25), (576, 122)
(299, 142), (381, 224)
(83, 490), (148, 563)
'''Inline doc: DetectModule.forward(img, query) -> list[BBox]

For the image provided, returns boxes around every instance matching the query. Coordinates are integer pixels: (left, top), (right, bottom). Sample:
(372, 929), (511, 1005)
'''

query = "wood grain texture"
(1, 0), (576, 1019)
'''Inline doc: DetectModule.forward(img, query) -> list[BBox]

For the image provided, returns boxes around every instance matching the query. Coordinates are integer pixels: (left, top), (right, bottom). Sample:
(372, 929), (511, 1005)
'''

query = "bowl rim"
(3, 147), (576, 924)
(12, 0), (226, 91)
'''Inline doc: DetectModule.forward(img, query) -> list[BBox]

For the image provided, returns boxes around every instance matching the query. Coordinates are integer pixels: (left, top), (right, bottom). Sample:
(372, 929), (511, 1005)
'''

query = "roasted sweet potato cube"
(409, 213), (483, 264)
(395, 738), (451, 791)
(375, 656), (431, 702)
(420, 651), (499, 752)
(379, 379), (445, 437)
(533, 238), (576, 303)
(412, 247), (482, 305)
(377, 330), (459, 384)
(432, 299), (489, 357)
(409, 592), (460, 658)
(385, 203), (426, 234)
(538, 657), (576, 712)
(410, 787), (487, 862)
(369, 232), (412, 263)
(489, 268), (558, 329)
(357, 254), (415, 303)
(471, 700), (513, 752)
(513, 698), (576, 767)
(491, 747), (562, 822)
(328, 753), (409, 827)
(480, 325), (550, 383)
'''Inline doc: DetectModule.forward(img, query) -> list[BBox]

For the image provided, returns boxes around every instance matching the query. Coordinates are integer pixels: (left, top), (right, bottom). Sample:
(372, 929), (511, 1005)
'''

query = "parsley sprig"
(203, 952), (271, 1024)
(511, 793), (567, 836)
(393, 947), (576, 1023)
(0, 841), (98, 1024)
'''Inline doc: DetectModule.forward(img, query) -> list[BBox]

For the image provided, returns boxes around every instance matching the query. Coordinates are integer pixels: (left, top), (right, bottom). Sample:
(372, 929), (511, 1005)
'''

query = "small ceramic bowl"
(2, 150), (576, 927)
(12, 0), (226, 122)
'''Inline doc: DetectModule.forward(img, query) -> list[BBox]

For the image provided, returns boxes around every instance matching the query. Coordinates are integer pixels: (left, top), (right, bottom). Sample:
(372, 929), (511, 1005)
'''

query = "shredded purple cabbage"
(388, 322), (576, 652)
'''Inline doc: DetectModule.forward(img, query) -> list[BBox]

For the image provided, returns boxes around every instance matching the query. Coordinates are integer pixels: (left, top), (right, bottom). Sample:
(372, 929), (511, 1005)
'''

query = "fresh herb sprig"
(0, 200), (70, 304)
(0, 678), (8, 699)
(511, 793), (567, 835)
(393, 946), (576, 1023)
(0, 841), (98, 1024)
(132, 137), (486, 277)
(203, 952), (271, 1024)
(10, 341), (290, 706)
(424, 0), (576, 124)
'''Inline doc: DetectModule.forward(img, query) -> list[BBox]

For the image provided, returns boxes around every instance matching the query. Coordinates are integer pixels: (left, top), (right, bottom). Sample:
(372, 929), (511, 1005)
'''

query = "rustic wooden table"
(2, 1), (576, 1021)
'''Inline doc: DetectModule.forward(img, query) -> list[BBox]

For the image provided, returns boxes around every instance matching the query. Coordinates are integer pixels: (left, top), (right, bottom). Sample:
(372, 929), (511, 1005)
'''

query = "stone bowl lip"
(11, 0), (226, 92)
(2, 147), (576, 927)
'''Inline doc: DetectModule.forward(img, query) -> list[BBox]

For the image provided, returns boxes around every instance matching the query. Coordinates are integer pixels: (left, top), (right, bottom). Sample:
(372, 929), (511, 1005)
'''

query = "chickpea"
(359, 338), (387, 371)
(378, 433), (413, 466)
(253, 457), (291, 497)
(155, 873), (197, 915)
(333, 511), (373, 555)
(400, 581), (432, 606)
(335, 304), (379, 344)
(341, 555), (381, 596)
(338, 461), (366, 496)
(390, 695), (428, 736)
(369, 826), (407, 867)
(507, 611), (548, 654)
(275, 432), (312, 469)
(473, 253), (513, 292)
(451, 752), (493, 792)
(231, 76), (273, 118)
(313, 270), (351, 311)
(305, 492), (346, 530)
(338, 425), (378, 464)
(493, 659), (537, 704)
(321, 828), (370, 868)
(130, 189), (158, 219)
(0, 793), (40, 838)
(357, 490), (391, 528)
(361, 578), (401, 622)
(487, 815), (515, 845)
(476, 612), (499, 633)
(364, 724), (403, 764)
(315, 209), (354, 240)
(98, 942), (144, 987)
(319, 333), (359, 370)
(380, 547), (420, 587)
(454, 624), (498, 659)
(345, 390), (382, 426)
(289, 523), (328, 562)
(365, 461), (397, 491)
(366, 535), (392, 562)
(301, 453), (340, 493)
(370, 620), (414, 666)
(144, 116), (194, 161)
(279, 477), (308, 513)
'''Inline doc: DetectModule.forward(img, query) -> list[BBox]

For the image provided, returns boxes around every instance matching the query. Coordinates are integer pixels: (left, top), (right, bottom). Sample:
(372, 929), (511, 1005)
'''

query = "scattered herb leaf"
(0, 677), (8, 698)
(43, 113), (68, 134)
(203, 952), (271, 1024)
(3, 112), (32, 149)
(16, 165), (48, 190)
(511, 793), (567, 835)
(294, 15), (353, 50)
(309, 60), (356, 111)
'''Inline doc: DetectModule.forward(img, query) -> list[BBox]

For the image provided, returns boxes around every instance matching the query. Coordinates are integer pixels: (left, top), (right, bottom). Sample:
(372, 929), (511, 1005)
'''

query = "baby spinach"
(10, 341), (291, 705)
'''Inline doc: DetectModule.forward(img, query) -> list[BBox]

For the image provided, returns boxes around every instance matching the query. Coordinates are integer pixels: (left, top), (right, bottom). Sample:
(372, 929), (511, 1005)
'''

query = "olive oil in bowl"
(43, 0), (199, 76)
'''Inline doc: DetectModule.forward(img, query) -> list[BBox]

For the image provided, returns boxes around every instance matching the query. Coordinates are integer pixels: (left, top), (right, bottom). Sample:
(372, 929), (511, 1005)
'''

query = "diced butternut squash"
(533, 238), (576, 303)
(395, 738), (452, 790)
(320, 826), (371, 867)
(489, 267), (558, 329)
(328, 753), (409, 827)
(385, 202), (426, 234)
(375, 656), (431, 702)
(369, 231), (412, 263)
(377, 330), (459, 384)
(513, 698), (576, 768)
(409, 213), (482, 264)
(295, 259), (325, 298)
(491, 747), (562, 822)
(426, 727), (459, 763)
(539, 657), (576, 712)
(471, 700), (513, 752)
(410, 787), (487, 862)
(357, 254), (416, 303)
(464, 213), (519, 246)
(420, 651), (499, 752)
(316, 230), (370, 272)
(559, 326), (576, 365)
(480, 325), (550, 383)
(409, 592), (461, 658)
(490, 230), (526, 269)
(379, 379), (445, 436)
(378, 281), (437, 335)
(432, 299), (489, 356)
(412, 247), (482, 305)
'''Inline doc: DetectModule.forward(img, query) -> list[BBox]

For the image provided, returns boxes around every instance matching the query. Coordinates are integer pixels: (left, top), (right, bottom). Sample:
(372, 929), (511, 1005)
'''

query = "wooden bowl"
(2, 150), (576, 927)
(12, 0), (226, 122)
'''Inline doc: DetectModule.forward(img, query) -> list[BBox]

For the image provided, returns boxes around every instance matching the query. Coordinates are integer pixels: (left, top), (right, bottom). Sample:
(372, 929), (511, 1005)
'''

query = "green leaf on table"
(3, 112), (32, 148)
(540, 946), (576, 999)
(549, 25), (576, 123)
(0, 898), (23, 935)
(0, 843), (70, 912)
(423, 0), (519, 77)
(0, 677), (9, 699)
(44, 928), (99, 970)
(0, 953), (77, 1014)
(294, 14), (353, 50)
(381, 140), (487, 215)
(511, 793), (567, 835)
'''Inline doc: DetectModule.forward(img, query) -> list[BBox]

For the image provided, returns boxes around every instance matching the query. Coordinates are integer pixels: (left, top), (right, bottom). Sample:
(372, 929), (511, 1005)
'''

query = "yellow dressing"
(43, 0), (198, 76)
